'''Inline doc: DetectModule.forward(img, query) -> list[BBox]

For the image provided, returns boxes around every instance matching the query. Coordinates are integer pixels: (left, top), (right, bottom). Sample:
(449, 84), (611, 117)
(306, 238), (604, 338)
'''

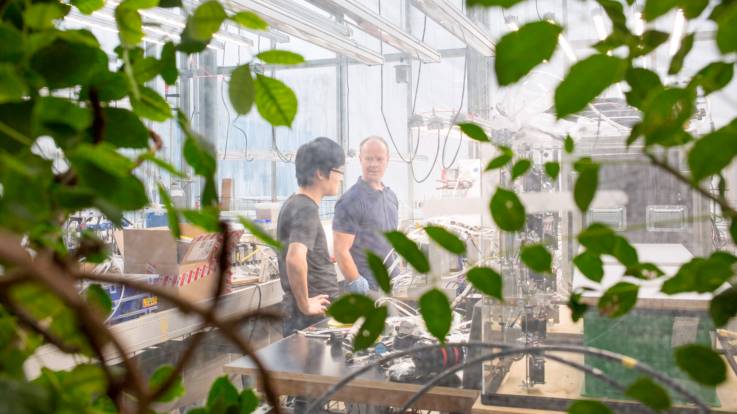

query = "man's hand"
(346, 275), (370, 294)
(301, 294), (331, 316)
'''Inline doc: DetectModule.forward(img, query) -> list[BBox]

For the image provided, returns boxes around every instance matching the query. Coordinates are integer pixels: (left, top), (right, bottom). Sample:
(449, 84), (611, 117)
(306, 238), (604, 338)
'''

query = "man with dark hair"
(333, 136), (398, 292)
(277, 137), (345, 336)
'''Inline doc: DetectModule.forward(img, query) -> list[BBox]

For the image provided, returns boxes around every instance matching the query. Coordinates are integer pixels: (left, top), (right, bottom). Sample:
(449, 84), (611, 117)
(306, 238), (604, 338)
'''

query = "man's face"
(323, 166), (344, 196)
(359, 140), (389, 184)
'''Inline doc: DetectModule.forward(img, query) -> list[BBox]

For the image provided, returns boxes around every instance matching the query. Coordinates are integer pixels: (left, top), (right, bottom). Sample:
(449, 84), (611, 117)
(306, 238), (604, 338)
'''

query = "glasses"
(331, 168), (344, 175)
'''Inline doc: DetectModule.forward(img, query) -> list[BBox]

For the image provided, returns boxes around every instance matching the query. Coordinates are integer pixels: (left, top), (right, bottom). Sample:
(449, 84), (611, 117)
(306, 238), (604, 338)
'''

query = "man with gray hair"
(333, 136), (398, 292)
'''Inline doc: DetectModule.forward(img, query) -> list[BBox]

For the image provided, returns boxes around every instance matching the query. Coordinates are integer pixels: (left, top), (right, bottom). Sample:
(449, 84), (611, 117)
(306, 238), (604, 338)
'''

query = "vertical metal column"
(337, 53), (349, 194)
(198, 48), (218, 207)
(270, 40), (278, 202)
(402, 0), (415, 221)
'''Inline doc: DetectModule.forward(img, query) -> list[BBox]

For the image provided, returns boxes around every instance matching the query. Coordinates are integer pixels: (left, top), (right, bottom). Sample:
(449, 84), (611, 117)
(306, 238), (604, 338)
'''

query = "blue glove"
(346, 275), (370, 294)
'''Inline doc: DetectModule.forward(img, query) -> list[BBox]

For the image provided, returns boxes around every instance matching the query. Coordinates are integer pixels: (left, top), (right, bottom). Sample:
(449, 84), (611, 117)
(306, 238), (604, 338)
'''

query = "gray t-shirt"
(277, 194), (338, 316)
(333, 177), (399, 290)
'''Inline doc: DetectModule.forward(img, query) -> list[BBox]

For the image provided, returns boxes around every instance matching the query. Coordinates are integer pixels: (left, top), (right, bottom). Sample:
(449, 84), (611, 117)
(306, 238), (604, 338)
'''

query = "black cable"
(535, 0), (542, 19)
(247, 283), (263, 343)
(411, 16), (428, 115)
(441, 51), (469, 169)
(410, 127), (441, 183)
(397, 350), (653, 414)
(305, 341), (710, 413)
(233, 120), (253, 161)
(220, 49), (231, 160)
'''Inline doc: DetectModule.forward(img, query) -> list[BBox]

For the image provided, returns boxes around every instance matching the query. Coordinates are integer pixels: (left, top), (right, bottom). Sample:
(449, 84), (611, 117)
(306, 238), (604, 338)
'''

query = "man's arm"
(285, 242), (330, 315)
(334, 231), (360, 283)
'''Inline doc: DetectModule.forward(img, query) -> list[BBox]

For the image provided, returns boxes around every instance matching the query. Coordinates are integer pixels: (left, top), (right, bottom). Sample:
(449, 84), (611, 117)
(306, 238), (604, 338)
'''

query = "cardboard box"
(121, 225), (242, 303)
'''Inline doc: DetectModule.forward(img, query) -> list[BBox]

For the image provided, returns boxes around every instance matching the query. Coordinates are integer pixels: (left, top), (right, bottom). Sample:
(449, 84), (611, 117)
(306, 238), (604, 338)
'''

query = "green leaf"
(182, 208), (220, 232)
(70, 144), (135, 178)
(521, 244), (552, 273)
(674, 344), (727, 386)
(354, 306), (387, 351)
(485, 150), (513, 171)
(625, 377), (671, 411)
(568, 400), (612, 414)
(132, 56), (161, 84)
(555, 54), (628, 119)
(573, 158), (599, 212)
(668, 33), (695, 75)
(327, 294), (375, 324)
(0, 64), (27, 104)
(177, 28), (209, 54)
(230, 11), (268, 30)
(159, 42), (177, 85)
(30, 39), (108, 89)
(661, 252), (736, 294)
(494, 21), (561, 86)
(384, 232), (429, 274)
(0, 23), (24, 63)
(158, 184), (181, 239)
(366, 251), (391, 294)
(564, 135), (574, 153)
(612, 237), (638, 267)
(187, 1), (227, 42)
(458, 122), (489, 142)
(640, 87), (695, 147)
(85, 284), (113, 316)
(511, 159), (531, 180)
(643, 0), (679, 21)
(103, 107), (149, 148)
(119, 0), (159, 9)
(207, 376), (239, 408)
(24, 3), (70, 30)
(158, 0), (182, 7)
(131, 86), (172, 121)
(82, 70), (129, 102)
(682, 0), (709, 19)
(731, 218), (737, 246)
(424, 225), (466, 255)
(179, 111), (216, 176)
(544, 161), (559, 179)
(689, 61), (734, 96)
(630, 30), (669, 57)
(144, 154), (186, 178)
(254, 74), (298, 127)
(115, 7), (143, 46)
(598, 282), (638, 318)
(229, 64), (255, 115)
(710, 287), (737, 327)
(625, 67), (662, 109)
(715, 2), (737, 54)
(238, 217), (282, 250)
(466, 267), (503, 300)
(33, 97), (92, 133)
(490, 188), (525, 231)
(688, 120), (737, 181)
(568, 291), (588, 322)
(148, 364), (185, 402)
(72, 0), (105, 14)
(574, 251), (604, 283)
(256, 50), (305, 65)
(239, 389), (259, 414)
(419, 288), (452, 342)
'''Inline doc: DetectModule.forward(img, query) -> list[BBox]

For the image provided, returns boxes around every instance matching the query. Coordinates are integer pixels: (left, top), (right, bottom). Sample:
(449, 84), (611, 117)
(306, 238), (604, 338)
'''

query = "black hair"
(295, 137), (345, 187)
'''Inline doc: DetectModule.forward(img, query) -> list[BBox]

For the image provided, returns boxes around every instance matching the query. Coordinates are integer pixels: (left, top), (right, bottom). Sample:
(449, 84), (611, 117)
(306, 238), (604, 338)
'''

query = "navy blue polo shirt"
(333, 177), (399, 289)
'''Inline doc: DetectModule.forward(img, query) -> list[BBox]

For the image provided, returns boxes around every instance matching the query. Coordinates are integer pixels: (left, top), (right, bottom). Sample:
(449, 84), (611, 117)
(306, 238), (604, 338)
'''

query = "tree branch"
(89, 88), (104, 144)
(75, 271), (282, 413)
(646, 152), (737, 219)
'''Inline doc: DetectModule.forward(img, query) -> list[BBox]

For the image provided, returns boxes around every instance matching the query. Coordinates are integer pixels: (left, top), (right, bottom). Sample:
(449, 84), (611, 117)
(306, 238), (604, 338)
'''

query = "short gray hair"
(359, 136), (390, 157)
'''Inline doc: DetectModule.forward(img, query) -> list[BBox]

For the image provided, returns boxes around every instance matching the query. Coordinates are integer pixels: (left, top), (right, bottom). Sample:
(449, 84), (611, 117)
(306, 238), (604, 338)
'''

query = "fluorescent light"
(233, 0), (384, 64)
(633, 11), (645, 36)
(669, 9), (686, 56)
(592, 10), (607, 40)
(504, 15), (519, 31)
(312, 0), (440, 62)
(558, 34), (577, 61)
(138, 7), (254, 48)
(412, 0), (494, 56)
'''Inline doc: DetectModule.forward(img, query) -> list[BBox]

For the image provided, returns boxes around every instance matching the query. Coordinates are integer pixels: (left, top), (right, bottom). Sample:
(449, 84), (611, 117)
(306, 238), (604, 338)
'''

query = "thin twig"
(76, 271), (283, 413)
(90, 88), (104, 144)
(148, 129), (163, 151)
(646, 152), (737, 218)
(145, 331), (207, 406)
(0, 292), (81, 354)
